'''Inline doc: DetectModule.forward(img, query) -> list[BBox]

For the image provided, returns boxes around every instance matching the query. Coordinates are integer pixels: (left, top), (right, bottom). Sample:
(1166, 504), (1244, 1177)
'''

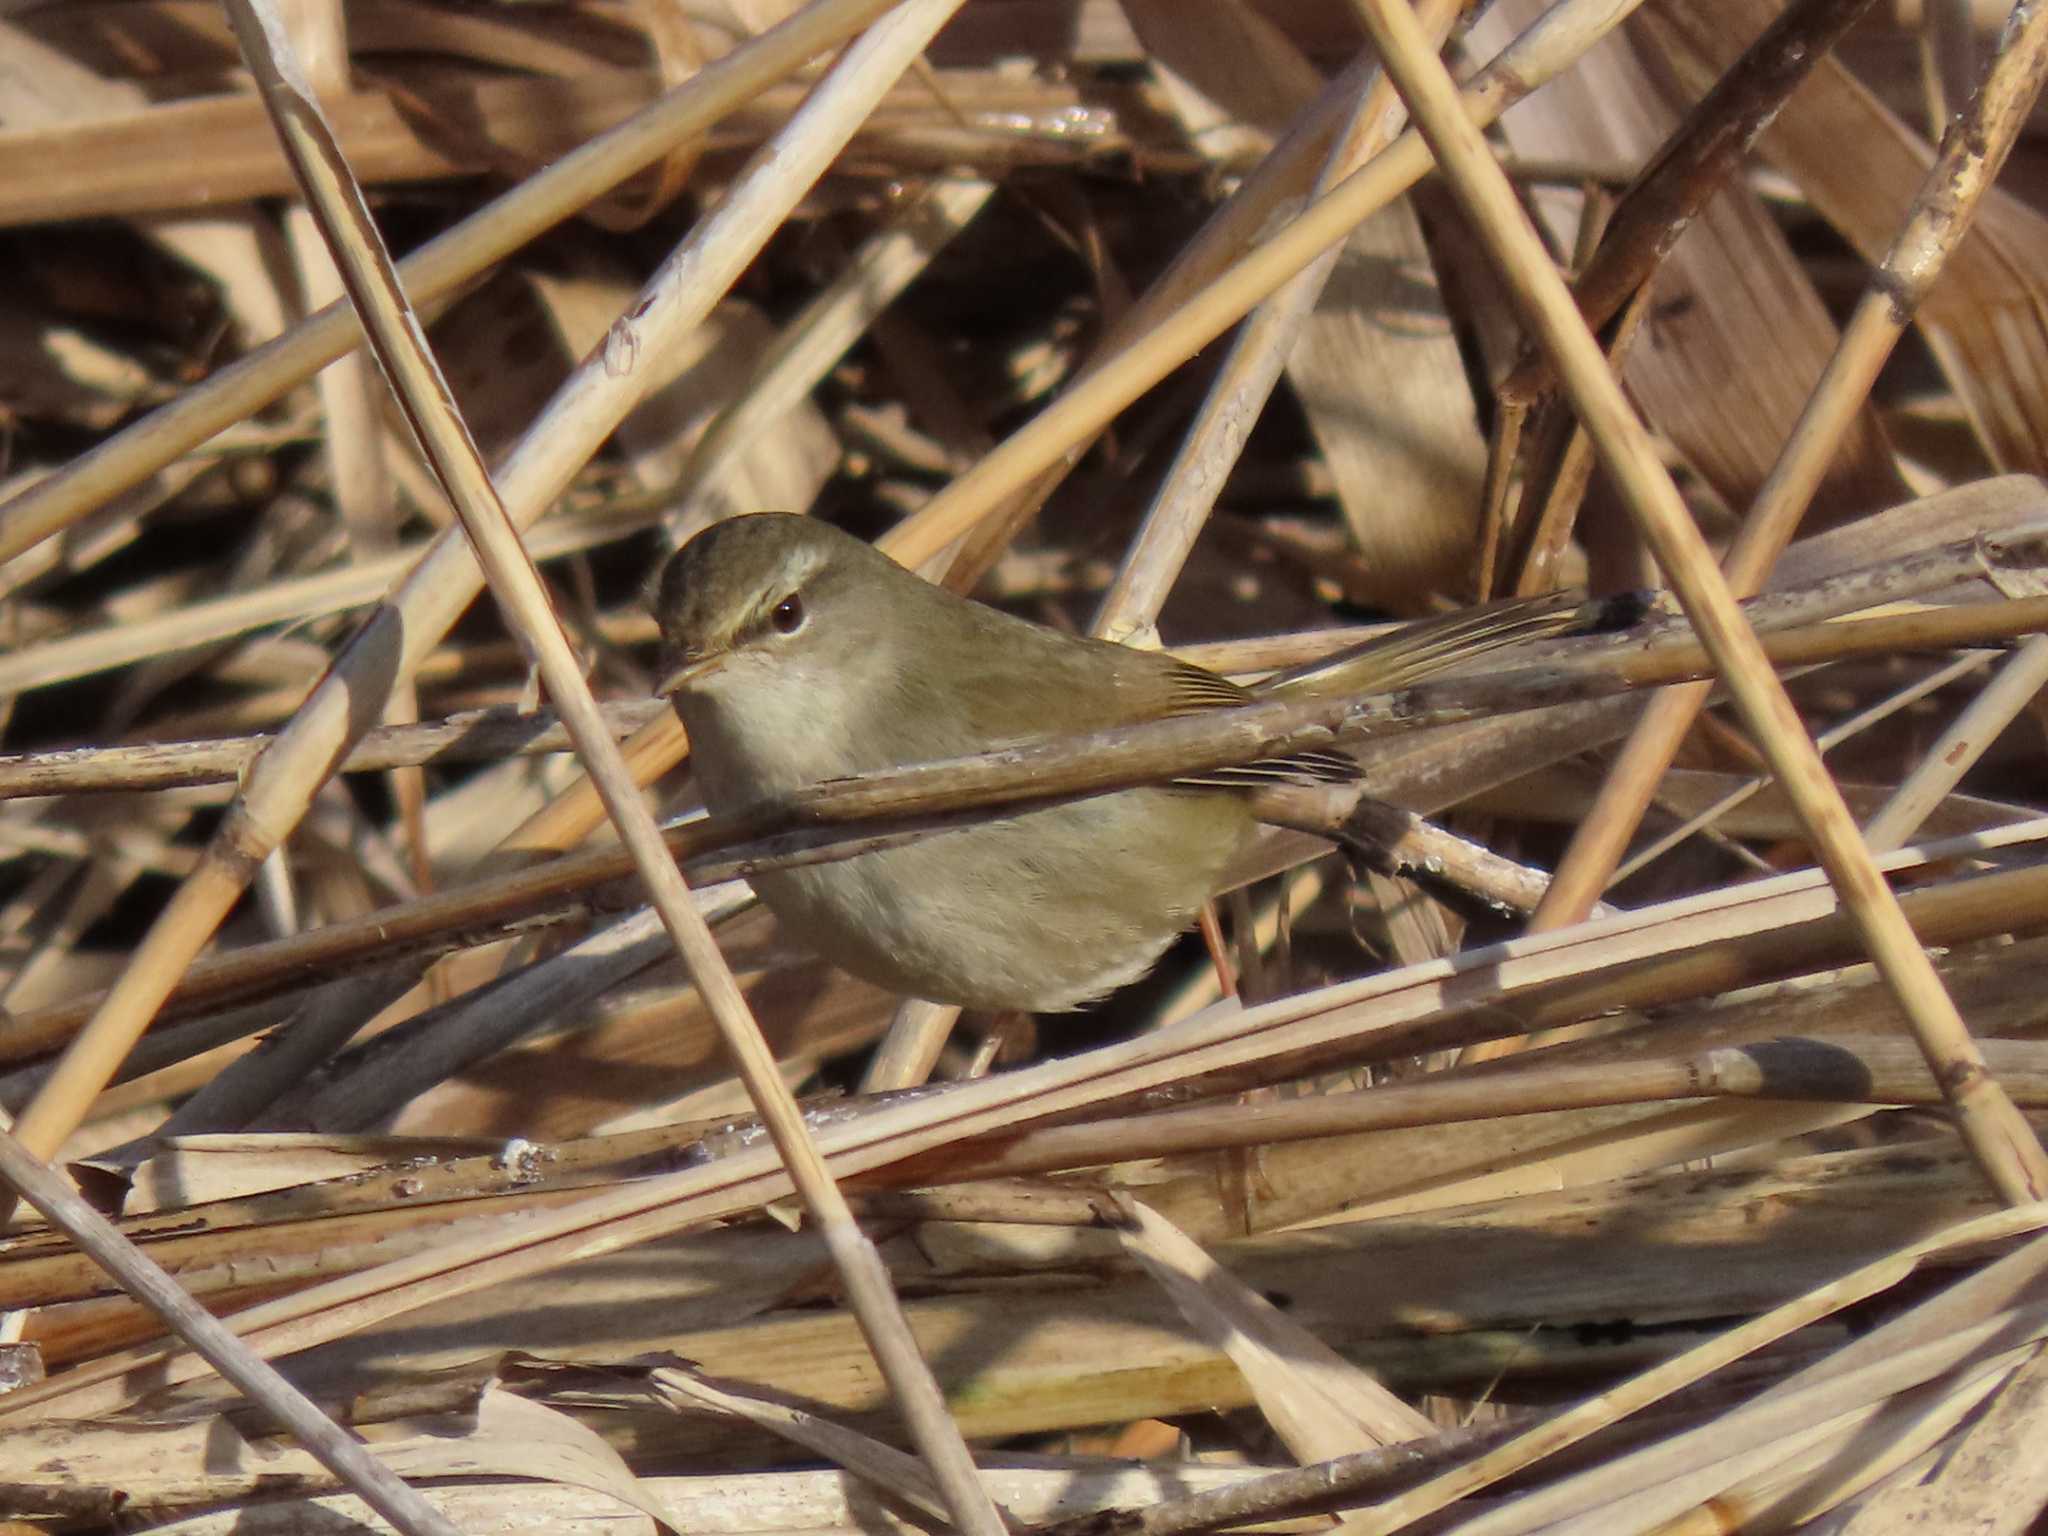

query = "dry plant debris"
(1, 0), (2047, 1531)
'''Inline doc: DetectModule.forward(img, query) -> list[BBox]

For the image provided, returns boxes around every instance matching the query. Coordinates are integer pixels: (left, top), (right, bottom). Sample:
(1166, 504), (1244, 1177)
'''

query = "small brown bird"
(655, 514), (1583, 1012)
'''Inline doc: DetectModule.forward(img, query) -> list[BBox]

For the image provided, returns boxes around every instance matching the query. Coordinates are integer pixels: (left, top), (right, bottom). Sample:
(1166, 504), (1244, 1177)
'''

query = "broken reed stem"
(861, 996), (964, 1093)
(1348, 0), (2048, 1203)
(1505, 0), (1884, 399)
(1533, 0), (2048, 928)
(0, 1123), (461, 1536)
(1496, 0), (1883, 599)
(943, 1037), (2048, 1182)
(1257, 792), (1609, 917)
(8, 590), (2048, 1067)
(138, 10), (1006, 1535)
(0, 0), (902, 569)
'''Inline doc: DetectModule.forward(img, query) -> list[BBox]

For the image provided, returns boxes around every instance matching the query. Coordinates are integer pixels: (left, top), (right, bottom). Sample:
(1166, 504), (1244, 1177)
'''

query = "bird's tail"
(1254, 590), (1637, 701)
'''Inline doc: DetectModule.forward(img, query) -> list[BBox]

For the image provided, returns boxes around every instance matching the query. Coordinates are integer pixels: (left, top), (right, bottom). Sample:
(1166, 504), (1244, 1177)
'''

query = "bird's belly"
(751, 789), (1251, 1012)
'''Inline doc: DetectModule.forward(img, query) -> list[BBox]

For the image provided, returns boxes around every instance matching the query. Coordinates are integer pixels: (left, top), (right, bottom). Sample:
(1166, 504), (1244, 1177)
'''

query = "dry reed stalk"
(1631, 1360), (2019, 1532)
(0, 1123), (459, 1536)
(1465, 1331), (2039, 1533)
(1862, 633), (2048, 849)
(1113, 1195), (1435, 1456)
(1530, 0), (2048, 931)
(0, 700), (672, 799)
(1607, 648), (1998, 886)
(1482, 0), (1905, 598)
(1512, 0), (1886, 378)
(4, 575), (2044, 1079)
(1349, 0), (2048, 1204)
(275, 2), (431, 910)
(295, 887), (744, 1133)
(12, 1458), (1302, 1536)
(938, 1036), (2048, 1183)
(0, 500), (659, 696)
(671, 175), (997, 536)
(204, 7), (1003, 1532)
(1794, 1343), (2048, 1532)
(0, 0), (902, 570)
(647, 1369), (964, 1526)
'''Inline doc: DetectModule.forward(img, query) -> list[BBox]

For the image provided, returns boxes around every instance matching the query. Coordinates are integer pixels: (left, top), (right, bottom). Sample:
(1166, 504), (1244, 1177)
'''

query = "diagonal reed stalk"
(1529, 0), (2048, 928)
(206, 8), (1002, 1528)
(1346, 0), (2048, 1204)
(0, 1121), (460, 1536)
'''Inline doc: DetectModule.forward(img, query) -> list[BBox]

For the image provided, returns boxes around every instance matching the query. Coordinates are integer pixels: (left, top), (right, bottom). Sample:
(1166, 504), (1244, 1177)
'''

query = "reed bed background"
(2, 0), (2048, 1530)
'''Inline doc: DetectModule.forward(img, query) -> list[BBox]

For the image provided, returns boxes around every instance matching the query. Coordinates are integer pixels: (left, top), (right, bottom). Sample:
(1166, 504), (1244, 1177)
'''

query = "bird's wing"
(1149, 657), (1359, 790)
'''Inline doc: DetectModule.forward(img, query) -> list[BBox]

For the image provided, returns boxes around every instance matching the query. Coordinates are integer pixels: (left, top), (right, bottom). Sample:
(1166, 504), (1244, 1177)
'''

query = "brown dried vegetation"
(1, 0), (2047, 1531)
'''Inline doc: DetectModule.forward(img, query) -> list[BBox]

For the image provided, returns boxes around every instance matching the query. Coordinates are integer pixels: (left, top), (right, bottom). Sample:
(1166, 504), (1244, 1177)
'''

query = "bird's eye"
(770, 593), (806, 634)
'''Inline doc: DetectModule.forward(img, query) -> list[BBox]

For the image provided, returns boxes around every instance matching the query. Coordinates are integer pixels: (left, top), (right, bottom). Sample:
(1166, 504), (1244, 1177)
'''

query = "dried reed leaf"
(1470, 0), (1905, 522)
(1287, 202), (1487, 602)
(1113, 1196), (1434, 1455)
(1643, 0), (2048, 477)
(1822, 1343), (2048, 1534)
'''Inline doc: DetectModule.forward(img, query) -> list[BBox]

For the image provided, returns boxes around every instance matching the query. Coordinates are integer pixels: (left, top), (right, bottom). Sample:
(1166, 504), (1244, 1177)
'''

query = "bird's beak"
(656, 649), (725, 696)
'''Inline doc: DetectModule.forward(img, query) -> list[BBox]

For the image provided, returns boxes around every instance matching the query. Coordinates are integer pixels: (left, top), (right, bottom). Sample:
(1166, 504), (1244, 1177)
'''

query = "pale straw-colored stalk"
(1345, 0), (2048, 1205)
(0, 1121), (460, 1536)
(1529, 0), (2048, 928)
(202, 5), (1003, 1530)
